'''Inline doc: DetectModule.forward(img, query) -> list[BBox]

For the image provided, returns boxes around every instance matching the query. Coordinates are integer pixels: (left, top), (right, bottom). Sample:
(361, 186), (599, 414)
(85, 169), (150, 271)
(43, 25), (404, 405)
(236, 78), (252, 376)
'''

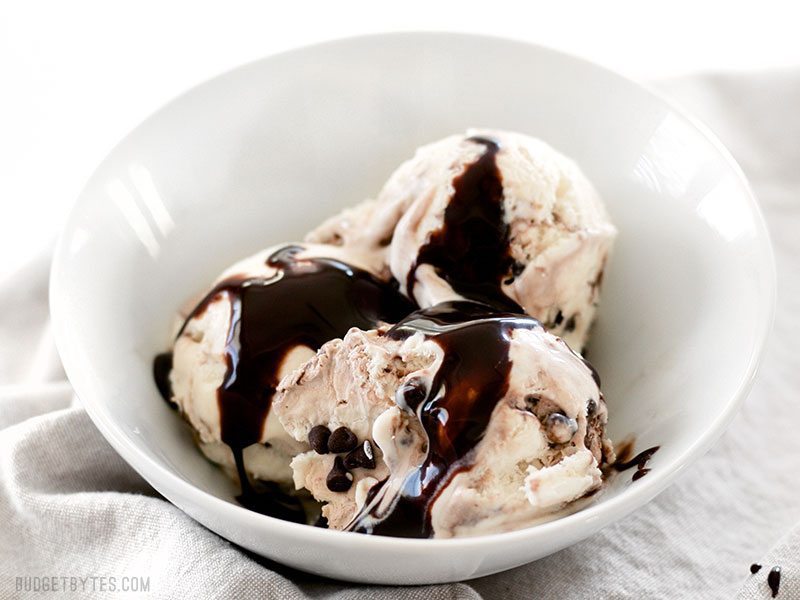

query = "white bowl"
(50, 33), (775, 584)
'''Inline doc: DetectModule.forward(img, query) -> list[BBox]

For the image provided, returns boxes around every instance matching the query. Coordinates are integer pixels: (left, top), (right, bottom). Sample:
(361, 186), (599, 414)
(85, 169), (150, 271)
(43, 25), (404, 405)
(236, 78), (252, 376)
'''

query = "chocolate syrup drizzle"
(614, 443), (660, 481)
(768, 566), (782, 598)
(408, 137), (521, 312)
(348, 301), (540, 537)
(155, 245), (413, 518)
(153, 352), (174, 406)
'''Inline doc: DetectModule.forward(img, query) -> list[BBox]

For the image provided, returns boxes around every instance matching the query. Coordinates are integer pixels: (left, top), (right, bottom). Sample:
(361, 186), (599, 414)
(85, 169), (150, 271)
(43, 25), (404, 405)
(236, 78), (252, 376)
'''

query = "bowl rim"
(49, 31), (777, 552)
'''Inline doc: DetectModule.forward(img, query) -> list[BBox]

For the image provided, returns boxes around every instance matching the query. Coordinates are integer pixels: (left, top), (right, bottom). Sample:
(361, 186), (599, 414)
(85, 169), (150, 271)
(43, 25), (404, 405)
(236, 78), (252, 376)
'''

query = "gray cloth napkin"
(1, 70), (798, 599)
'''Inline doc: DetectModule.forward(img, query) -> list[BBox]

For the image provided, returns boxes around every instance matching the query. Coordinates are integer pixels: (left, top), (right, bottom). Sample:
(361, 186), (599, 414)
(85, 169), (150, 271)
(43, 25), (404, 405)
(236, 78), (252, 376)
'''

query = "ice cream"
(308, 130), (616, 350)
(160, 243), (413, 516)
(154, 129), (617, 538)
(274, 301), (611, 537)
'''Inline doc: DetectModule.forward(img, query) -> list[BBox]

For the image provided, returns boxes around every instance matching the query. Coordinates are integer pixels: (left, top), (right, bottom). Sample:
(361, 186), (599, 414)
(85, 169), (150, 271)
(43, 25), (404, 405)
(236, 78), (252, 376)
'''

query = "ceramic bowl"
(50, 33), (775, 584)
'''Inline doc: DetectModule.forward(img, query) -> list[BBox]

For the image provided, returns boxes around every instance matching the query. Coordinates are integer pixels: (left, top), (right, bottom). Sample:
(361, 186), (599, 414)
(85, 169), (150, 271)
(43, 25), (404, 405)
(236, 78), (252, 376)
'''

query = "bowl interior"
(50, 33), (774, 584)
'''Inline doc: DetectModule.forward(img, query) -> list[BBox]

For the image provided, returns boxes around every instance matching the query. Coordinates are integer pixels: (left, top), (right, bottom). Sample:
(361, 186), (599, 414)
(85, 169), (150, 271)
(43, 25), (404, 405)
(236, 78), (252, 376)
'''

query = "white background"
(2, 0), (798, 281)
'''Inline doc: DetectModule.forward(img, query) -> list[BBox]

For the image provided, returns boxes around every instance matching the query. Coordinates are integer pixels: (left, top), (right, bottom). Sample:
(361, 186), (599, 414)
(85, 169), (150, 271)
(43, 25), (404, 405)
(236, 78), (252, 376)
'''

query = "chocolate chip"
(524, 394), (540, 409)
(564, 315), (577, 332)
(552, 310), (564, 327)
(587, 398), (597, 415)
(308, 425), (331, 454)
(545, 412), (578, 444)
(398, 377), (427, 409)
(344, 440), (376, 470)
(325, 456), (353, 492)
(511, 261), (525, 277)
(328, 426), (358, 454)
(523, 395), (562, 418)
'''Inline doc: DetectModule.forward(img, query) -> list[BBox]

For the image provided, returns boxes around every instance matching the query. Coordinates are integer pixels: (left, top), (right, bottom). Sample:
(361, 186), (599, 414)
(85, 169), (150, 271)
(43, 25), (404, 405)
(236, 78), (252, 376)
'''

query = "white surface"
(48, 34), (774, 584)
(2, 0), (799, 282)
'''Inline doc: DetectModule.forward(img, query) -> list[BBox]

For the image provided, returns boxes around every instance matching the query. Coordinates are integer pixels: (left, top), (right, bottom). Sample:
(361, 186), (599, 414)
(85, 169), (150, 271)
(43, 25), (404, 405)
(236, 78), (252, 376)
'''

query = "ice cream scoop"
(308, 130), (616, 350)
(273, 301), (613, 537)
(159, 243), (413, 517)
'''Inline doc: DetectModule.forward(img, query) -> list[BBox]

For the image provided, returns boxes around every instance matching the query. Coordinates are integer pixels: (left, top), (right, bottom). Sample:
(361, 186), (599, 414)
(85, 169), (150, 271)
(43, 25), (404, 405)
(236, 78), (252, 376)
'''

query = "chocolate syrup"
(153, 352), (174, 405)
(183, 245), (412, 452)
(408, 137), (521, 312)
(614, 445), (659, 481)
(769, 566), (781, 597)
(348, 301), (540, 537)
(233, 449), (305, 523)
(156, 245), (414, 518)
